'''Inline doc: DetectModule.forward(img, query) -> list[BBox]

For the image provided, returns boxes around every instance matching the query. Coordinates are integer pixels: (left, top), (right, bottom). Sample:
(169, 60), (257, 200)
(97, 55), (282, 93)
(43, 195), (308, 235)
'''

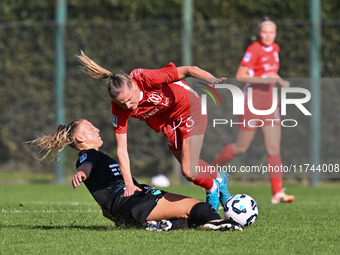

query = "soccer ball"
(224, 194), (258, 227)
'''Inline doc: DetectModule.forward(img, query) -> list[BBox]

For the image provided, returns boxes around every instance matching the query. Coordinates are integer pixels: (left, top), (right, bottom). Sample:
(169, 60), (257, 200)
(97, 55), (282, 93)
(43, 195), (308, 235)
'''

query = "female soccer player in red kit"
(77, 52), (230, 211)
(213, 17), (294, 204)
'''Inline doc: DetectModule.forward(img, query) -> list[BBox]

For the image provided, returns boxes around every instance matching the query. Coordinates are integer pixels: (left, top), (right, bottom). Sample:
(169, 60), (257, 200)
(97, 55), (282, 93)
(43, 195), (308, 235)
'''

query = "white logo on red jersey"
(130, 68), (143, 79)
(262, 56), (269, 62)
(263, 63), (278, 72)
(140, 107), (162, 119)
(147, 93), (163, 104)
(147, 92), (170, 106)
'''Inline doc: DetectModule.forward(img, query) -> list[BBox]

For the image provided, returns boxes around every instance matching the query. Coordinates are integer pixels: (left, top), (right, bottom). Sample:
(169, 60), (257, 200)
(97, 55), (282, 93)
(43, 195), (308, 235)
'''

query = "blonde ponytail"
(76, 50), (133, 99)
(31, 120), (80, 160)
(76, 50), (113, 79)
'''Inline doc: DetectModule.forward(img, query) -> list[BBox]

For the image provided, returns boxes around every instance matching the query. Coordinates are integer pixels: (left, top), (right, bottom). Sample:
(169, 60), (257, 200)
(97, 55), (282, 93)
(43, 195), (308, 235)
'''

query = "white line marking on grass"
(1, 208), (100, 214)
(29, 201), (95, 206)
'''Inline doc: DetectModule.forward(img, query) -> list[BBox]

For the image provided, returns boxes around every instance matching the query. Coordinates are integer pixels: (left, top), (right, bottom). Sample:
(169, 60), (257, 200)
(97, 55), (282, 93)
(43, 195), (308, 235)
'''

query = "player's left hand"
(124, 183), (142, 197)
(199, 77), (227, 88)
(210, 77), (227, 87)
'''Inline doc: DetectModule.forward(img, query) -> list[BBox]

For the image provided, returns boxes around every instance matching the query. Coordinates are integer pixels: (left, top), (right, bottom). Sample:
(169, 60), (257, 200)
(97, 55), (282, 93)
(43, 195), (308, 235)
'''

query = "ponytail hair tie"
(110, 74), (116, 79)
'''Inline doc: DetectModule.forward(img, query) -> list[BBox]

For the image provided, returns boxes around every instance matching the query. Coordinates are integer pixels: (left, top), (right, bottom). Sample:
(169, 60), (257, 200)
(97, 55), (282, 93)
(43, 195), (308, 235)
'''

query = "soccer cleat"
(206, 179), (220, 211)
(202, 219), (243, 232)
(271, 189), (295, 204)
(218, 171), (231, 208)
(145, 220), (172, 231)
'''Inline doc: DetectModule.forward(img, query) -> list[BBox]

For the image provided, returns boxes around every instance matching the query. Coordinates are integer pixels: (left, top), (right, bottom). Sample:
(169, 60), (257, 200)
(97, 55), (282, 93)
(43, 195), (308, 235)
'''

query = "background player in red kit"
(213, 17), (295, 204)
(77, 52), (230, 211)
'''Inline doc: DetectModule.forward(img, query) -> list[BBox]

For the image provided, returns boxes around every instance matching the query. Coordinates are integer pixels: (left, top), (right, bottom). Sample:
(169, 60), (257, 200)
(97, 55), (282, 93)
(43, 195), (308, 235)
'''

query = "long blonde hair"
(76, 51), (133, 98)
(31, 120), (81, 160)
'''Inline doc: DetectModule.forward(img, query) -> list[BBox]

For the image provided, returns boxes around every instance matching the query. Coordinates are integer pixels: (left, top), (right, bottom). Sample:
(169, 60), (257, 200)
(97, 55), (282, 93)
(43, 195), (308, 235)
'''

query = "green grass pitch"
(1, 183), (339, 255)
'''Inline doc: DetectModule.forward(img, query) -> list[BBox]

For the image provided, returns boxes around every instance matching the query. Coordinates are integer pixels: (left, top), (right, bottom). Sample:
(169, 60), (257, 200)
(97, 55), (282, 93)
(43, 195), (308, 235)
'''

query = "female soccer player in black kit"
(32, 119), (242, 231)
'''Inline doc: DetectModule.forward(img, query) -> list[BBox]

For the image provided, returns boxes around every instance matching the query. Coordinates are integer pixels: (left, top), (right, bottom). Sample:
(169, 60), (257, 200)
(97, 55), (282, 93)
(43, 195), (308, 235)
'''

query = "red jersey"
(111, 62), (202, 135)
(240, 41), (280, 110)
(241, 41), (280, 78)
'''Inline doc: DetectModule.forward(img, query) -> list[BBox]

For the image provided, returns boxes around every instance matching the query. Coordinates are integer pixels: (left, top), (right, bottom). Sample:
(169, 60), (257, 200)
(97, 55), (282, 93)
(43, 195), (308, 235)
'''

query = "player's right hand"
(124, 184), (142, 197)
(278, 79), (290, 88)
(72, 171), (86, 189)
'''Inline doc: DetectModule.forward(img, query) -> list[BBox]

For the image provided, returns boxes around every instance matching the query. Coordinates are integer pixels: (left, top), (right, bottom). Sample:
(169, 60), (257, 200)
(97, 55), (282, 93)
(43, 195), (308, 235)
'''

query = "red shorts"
(238, 105), (281, 130)
(162, 113), (207, 151)
(238, 89), (281, 130)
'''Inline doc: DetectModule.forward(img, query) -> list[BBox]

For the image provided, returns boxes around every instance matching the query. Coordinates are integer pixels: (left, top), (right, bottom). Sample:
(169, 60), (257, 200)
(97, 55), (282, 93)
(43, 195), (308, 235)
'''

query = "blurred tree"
(0, 0), (339, 179)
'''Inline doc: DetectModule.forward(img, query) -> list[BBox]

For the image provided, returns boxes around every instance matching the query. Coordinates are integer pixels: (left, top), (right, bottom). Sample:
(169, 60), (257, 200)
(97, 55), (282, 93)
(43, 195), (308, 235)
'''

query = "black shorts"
(104, 184), (166, 228)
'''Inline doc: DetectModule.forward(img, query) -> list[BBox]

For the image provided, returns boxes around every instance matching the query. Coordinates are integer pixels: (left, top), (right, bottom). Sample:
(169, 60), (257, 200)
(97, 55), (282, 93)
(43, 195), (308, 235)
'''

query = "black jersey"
(76, 149), (166, 227)
(76, 149), (137, 206)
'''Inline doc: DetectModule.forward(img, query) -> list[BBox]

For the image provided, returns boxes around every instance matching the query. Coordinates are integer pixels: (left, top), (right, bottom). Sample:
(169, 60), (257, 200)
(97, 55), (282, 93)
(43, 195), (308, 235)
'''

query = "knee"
(189, 202), (220, 226)
(181, 160), (199, 181)
(234, 144), (248, 154)
(182, 169), (194, 181)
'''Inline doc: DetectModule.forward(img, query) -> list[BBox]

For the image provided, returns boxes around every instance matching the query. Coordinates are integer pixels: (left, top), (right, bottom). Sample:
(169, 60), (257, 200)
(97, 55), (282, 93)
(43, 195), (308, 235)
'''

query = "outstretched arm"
(176, 66), (227, 85)
(72, 163), (92, 189)
(115, 133), (142, 197)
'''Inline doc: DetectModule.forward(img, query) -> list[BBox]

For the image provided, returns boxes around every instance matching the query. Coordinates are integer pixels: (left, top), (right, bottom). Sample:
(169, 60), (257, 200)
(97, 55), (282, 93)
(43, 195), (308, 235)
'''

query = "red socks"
(190, 145), (236, 191)
(191, 159), (217, 190)
(267, 154), (283, 195)
(191, 178), (214, 191)
(194, 144), (283, 195)
(212, 144), (236, 166)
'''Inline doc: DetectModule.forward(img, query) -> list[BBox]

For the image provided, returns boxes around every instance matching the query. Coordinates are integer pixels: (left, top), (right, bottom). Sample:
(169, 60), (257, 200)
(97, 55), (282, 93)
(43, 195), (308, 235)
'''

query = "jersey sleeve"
(111, 100), (129, 134)
(129, 62), (179, 88)
(240, 43), (260, 69)
(77, 149), (98, 169)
